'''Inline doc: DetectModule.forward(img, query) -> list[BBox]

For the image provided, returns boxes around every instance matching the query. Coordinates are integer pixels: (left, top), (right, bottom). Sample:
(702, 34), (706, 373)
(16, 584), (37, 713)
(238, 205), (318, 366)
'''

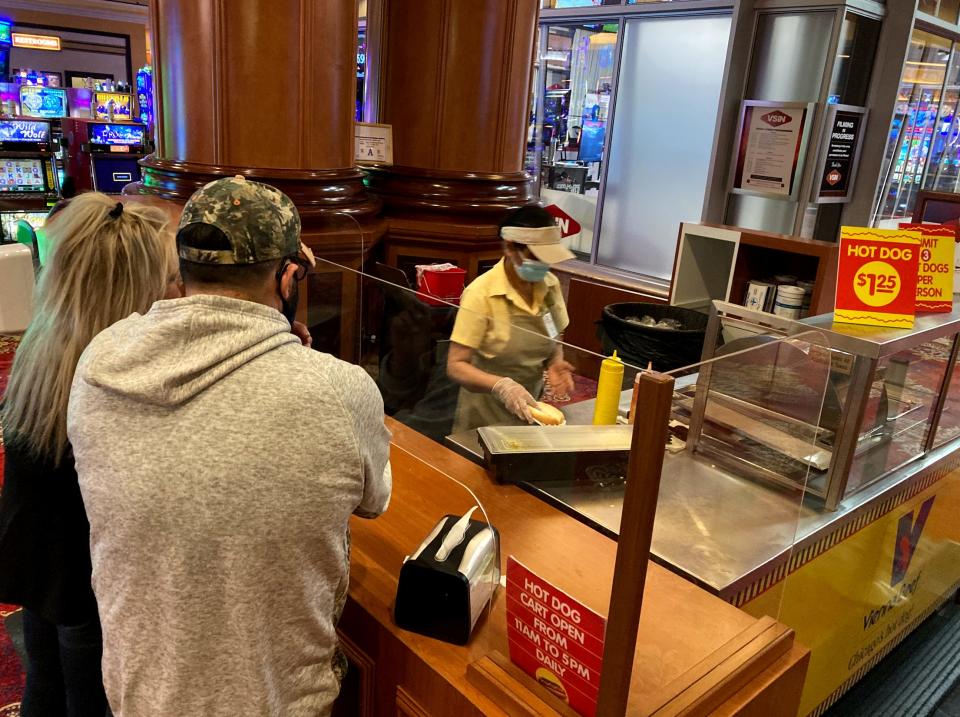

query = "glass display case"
(695, 301), (960, 510)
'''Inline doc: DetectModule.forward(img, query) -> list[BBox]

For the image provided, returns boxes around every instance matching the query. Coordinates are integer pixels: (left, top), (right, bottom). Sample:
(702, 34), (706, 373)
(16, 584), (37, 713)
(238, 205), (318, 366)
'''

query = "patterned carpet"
(0, 335), (24, 716)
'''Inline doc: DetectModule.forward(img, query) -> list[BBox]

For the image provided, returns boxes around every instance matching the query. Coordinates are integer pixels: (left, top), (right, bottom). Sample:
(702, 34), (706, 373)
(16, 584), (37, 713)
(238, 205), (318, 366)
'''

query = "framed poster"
(814, 104), (868, 204)
(355, 122), (393, 165)
(730, 100), (815, 200)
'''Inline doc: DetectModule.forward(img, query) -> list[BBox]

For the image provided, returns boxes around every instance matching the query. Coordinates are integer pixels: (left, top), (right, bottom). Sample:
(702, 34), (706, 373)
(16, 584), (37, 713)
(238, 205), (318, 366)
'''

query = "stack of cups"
(773, 285), (805, 319)
(797, 280), (815, 317)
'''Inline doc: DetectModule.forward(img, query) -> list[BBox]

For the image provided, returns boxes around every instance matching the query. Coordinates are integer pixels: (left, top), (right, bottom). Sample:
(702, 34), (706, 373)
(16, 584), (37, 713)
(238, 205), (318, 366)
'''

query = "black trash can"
(597, 303), (708, 372)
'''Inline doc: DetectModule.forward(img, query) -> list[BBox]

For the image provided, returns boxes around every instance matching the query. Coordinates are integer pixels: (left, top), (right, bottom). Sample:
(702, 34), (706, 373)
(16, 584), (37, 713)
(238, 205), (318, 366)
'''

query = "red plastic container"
(417, 266), (467, 306)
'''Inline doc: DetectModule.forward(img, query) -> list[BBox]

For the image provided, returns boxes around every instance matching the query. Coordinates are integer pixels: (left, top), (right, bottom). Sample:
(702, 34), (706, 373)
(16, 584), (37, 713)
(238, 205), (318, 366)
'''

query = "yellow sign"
(12, 33), (61, 51)
(742, 469), (960, 716)
(901, 223), (955, 313)
(835, 227), (921, 329)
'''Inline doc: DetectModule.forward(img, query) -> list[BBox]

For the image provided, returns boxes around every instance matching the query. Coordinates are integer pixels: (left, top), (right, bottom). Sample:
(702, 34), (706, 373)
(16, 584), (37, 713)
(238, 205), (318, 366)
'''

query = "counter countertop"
(346, 418), (806, 713)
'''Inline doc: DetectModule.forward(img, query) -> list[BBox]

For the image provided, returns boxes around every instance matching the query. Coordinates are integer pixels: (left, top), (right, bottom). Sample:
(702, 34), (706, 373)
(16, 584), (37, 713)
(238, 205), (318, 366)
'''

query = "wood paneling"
(152, 0), (218, 164)
(332, 630), (376, 717)
(379, 0), (536, 174)
(154, 0), (355, 170)
(395, 688), (431, 717)
(372, 0), (537, 219)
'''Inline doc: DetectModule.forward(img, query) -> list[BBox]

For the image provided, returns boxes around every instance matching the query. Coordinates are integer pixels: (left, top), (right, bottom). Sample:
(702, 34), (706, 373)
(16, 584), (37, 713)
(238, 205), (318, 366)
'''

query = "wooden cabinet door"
(395, 687), (431, 717)
(331, 631), (376, 717)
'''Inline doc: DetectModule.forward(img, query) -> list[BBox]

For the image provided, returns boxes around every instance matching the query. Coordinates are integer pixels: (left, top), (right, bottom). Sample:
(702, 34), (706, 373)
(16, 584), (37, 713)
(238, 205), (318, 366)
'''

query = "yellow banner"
(743, 469), (960, 716)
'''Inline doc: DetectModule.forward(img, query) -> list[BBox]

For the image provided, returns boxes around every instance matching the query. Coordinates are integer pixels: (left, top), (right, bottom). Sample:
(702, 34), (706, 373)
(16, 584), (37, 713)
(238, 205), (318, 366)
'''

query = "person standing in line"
(0, 194), (181, 717)
(67, 176), (392, 717)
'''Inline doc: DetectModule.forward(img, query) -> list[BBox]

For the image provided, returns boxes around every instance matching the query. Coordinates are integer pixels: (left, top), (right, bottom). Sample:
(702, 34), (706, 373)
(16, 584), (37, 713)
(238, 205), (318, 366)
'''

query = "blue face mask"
(514, 258), (550, 283)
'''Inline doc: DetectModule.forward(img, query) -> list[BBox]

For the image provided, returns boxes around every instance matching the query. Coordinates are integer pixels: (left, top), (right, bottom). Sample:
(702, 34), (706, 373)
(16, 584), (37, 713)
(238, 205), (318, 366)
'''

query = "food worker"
(447, 206), (576, 432)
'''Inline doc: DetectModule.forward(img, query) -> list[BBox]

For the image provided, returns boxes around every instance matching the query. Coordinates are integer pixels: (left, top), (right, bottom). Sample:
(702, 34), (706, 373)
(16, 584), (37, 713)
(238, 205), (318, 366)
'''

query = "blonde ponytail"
(2, 193), (176, 464)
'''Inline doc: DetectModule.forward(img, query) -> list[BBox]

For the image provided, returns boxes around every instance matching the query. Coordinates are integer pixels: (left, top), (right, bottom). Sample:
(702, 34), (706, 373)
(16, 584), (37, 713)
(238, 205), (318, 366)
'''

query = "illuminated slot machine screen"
(89, 122), (146, 147)
(88, 123), (145, 193)
(0, 119), (51, 152)
(0, 159), (49, 193)
(93, 92), (133, 121)
(19, 86), (68, 118)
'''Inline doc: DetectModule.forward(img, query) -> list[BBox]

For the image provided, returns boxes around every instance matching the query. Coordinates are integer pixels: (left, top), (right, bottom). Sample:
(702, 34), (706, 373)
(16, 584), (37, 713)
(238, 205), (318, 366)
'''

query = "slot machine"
(61, 118), (147, 194)
(0, 118), (60, 244)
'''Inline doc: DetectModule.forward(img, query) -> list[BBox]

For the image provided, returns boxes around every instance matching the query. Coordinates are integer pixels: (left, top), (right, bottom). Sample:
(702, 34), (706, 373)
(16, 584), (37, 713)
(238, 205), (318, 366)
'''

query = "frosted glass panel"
(597, 15), (730, 278)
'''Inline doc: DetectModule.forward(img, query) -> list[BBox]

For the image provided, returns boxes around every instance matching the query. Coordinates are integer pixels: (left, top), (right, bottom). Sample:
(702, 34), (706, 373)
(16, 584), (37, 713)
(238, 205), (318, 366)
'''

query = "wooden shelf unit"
(670, 223), (839, 316)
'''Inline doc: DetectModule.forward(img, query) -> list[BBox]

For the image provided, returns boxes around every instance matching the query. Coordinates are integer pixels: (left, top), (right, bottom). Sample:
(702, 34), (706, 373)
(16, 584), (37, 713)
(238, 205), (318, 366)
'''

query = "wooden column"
(138, 0), (380, 223)
(368, 0), (539, 278)
(135, 0), (383, 363)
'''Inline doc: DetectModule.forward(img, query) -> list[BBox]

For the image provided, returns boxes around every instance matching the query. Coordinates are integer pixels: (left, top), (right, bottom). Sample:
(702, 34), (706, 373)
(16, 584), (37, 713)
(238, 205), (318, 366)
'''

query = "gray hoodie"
(67, 294), (392, 717)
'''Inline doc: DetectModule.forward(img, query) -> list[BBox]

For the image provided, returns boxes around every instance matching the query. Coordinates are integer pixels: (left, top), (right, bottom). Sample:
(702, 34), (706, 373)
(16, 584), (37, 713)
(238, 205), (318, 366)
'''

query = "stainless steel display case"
(693, 302), (960, 511)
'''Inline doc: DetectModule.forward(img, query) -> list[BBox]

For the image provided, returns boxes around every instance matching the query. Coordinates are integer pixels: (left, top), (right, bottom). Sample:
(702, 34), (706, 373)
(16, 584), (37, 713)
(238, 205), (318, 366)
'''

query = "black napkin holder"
(394, 514), (500, 646)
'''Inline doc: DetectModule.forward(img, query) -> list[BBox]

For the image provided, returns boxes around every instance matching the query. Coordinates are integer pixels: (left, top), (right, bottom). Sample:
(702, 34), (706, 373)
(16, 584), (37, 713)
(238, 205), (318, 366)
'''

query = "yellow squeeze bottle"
(593, 351), (624, 425)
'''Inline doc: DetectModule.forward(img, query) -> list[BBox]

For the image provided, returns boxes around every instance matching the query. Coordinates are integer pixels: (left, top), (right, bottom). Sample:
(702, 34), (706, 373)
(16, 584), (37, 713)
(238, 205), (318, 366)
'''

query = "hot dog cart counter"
(476, 301), (960, 716)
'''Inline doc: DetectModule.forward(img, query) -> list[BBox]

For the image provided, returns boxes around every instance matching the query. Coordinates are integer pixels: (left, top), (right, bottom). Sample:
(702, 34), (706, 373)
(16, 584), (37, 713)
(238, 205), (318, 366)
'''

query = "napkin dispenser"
(394, 507), (500, 645)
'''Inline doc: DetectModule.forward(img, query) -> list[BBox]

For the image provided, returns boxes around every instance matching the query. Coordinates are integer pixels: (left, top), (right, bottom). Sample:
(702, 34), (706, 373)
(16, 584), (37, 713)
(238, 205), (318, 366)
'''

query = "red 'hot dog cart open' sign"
(506, 557), (606, 716)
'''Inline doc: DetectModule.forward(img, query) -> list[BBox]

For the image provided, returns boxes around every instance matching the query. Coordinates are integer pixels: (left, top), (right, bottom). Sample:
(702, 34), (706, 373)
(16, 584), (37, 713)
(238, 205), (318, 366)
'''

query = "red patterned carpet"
(0, 335), (24, 717)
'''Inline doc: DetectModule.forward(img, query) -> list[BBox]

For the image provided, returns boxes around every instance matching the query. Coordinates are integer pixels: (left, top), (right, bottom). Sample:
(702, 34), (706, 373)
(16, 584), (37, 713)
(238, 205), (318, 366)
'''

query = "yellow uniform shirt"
(450, 258), (570, 358)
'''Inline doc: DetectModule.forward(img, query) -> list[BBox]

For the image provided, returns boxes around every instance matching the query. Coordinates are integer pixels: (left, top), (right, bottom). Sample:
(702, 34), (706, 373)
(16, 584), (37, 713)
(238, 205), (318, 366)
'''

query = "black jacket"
(0, 431), (98, 626)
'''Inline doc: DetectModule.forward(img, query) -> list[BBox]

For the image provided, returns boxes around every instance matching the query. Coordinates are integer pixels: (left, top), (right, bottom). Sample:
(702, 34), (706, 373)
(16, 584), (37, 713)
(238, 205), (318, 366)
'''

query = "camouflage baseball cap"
(177, 175), (314, 266)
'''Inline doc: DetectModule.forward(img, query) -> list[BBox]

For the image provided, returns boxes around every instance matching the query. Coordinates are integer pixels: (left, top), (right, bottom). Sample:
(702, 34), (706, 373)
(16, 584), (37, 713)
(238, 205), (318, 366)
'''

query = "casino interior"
(5, 1), (960, 717)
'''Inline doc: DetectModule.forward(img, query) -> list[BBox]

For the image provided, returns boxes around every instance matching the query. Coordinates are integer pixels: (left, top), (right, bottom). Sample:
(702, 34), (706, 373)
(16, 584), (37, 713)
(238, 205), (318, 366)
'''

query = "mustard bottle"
(593, 350), (624, 425)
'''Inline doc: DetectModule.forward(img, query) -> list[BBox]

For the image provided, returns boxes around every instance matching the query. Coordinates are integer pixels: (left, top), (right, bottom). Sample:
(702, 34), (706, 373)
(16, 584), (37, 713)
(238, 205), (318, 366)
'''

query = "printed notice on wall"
(354, 122), (393, 165)
(731, 101), (811, 199)
(816, 105), (868, 203)
(506, 557), (605, 717)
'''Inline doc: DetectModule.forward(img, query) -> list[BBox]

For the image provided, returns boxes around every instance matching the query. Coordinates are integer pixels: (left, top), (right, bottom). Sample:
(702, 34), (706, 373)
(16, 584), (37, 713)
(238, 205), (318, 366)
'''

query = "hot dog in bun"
(530, 402), (565, 426)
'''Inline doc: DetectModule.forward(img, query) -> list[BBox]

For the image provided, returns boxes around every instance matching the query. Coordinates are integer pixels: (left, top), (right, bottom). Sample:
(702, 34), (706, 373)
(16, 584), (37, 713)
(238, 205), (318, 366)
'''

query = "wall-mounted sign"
(12, 33), (60, 51)
(835, 227), (921, 329)
(506, 557), (605, 717)
(355, 122), (393, 165)
(19, 86), (67, 118)
(543, 204), (582, 238)
(815, 105), (868, 204)
(730, 100), (814, 200)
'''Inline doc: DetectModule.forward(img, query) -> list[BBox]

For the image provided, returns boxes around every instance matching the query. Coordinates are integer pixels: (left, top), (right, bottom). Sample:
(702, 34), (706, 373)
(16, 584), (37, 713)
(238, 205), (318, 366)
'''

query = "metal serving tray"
(477, 425), (633, 485)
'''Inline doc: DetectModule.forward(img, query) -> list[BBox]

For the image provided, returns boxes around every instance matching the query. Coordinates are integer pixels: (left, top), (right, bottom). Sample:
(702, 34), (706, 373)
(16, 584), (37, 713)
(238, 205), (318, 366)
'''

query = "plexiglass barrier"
(301, 216), (844, 714)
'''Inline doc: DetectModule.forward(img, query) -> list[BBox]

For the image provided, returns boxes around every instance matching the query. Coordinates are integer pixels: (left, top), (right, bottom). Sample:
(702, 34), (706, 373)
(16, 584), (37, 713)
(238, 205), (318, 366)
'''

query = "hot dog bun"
(535, 668), (568, 702)
(530, 401), (565, 426)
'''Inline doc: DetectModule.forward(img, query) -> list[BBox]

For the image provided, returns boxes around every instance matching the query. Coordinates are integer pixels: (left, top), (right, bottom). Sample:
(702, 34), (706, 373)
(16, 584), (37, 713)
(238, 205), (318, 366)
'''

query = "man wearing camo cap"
(68, 175), (392, 717)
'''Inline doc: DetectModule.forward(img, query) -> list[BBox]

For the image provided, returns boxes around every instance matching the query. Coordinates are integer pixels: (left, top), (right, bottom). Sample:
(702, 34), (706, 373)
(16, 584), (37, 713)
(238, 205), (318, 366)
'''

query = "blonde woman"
(0, 194), (179, 717)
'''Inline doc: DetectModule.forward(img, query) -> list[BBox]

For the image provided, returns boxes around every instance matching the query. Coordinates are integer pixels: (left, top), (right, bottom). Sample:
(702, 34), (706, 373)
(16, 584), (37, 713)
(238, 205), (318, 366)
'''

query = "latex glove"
(291, 320), (313, 348)
(491, 377), (537, 423)
(546, 359), (575, 400)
